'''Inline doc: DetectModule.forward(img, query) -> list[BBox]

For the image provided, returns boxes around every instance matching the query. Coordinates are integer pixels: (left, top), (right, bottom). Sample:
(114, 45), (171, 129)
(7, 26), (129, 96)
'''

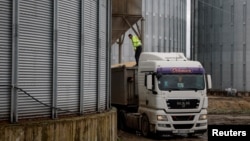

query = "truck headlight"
(157, 115), (168, 121)
(199, 114), (207, 120)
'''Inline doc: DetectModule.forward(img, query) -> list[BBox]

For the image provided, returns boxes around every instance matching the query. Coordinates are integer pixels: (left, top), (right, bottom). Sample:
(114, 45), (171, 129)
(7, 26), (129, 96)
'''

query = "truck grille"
(166, 99), (199, 109)
(172, 115), (194, 121)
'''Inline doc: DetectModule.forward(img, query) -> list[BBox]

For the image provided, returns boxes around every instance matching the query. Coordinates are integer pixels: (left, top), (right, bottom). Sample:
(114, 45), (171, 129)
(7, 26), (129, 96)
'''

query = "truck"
(111, 52), (212, 137)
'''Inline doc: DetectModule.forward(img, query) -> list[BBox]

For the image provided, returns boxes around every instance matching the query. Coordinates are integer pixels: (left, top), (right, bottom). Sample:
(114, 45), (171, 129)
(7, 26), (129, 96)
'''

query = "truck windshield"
(157, 74), (205, 91)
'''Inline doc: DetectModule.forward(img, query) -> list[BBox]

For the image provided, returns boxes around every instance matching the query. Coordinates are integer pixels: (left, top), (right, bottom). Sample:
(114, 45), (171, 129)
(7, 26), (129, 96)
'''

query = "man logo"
(177, 101), (191, 108)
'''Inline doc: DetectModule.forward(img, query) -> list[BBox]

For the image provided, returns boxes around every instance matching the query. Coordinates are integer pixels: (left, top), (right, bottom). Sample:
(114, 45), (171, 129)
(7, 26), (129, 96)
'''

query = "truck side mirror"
(146, 75), (153, 90)
(206, 74), (212, 89)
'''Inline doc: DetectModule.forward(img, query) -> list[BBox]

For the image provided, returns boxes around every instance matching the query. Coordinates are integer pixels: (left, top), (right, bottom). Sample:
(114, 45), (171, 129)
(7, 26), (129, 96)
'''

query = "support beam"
(116, 34), (125, 63)
(122, 16), (142, 39)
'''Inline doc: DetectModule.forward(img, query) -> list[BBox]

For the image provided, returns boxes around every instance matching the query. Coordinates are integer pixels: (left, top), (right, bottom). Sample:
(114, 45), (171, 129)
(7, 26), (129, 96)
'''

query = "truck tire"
(118, 110), (127, 130)
(141, 115), (150, 137)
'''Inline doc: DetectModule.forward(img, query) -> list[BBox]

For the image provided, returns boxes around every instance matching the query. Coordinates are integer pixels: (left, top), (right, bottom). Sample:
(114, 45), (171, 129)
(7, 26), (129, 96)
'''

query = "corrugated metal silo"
(0, 0), (111, 123)
(0, 0), (12, 121)
(193, 0), (250, 93)
(111, 0), (187, 65)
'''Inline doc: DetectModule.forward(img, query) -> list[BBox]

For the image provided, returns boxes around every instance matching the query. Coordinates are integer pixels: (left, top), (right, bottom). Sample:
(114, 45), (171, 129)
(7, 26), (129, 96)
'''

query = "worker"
(128, 34), (142, 66)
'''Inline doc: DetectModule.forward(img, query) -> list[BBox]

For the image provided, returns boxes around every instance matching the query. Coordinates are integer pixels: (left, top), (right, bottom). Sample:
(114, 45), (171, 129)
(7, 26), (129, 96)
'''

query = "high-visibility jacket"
(131, 35), (142, 50)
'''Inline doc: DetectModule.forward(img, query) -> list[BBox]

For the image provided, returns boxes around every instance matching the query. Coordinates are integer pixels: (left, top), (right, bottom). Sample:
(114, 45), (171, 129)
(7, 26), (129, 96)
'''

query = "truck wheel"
(141, 115), (150, 137)
(118, 110), (127, 130)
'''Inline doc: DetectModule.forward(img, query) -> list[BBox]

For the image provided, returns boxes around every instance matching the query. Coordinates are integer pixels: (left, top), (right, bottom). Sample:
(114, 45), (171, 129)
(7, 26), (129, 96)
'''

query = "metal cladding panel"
(197, 0), (215, 90)
(246, 1), (250, 91)
(99, 0), (107, 110)
(196, 0), (250, 92)
(164, 0), (170, 52)
(152, 1), (159, 51)
(142, 0), (186, 52)
(144, 0), (153, 51)
(83, 0), (98, 113)
(158, 0), (164, 52)
(211, 0), (222, 90)
(18, 1), (53, 118)
(221, 1), (233, 90)
(233, 1), (243, 90)
(0, 0), (12, 120)
(57, 0), (81, 115)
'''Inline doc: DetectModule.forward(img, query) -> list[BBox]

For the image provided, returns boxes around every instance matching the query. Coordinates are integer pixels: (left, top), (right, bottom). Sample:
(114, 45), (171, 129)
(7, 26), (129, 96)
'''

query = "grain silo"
(192, 0), (250, 94)
(111, 0), (187, 65)
(0, 0), (116, 140)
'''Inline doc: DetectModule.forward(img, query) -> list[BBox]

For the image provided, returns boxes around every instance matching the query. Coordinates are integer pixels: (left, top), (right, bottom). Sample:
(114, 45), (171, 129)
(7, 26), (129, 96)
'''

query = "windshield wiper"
(166, 88), (202, 92)
(185, 88), (202, 91)
(166, 88), (181, 92)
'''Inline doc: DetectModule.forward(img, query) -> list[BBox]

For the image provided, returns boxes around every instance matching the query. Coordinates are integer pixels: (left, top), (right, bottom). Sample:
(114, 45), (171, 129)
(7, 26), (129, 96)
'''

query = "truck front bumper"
(150, 109), (208, 135)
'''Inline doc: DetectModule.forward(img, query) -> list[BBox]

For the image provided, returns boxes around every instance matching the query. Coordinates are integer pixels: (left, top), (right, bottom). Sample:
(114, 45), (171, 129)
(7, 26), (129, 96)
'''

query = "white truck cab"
(137, 52), (212, 136)
(111, 52), (212, 138)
